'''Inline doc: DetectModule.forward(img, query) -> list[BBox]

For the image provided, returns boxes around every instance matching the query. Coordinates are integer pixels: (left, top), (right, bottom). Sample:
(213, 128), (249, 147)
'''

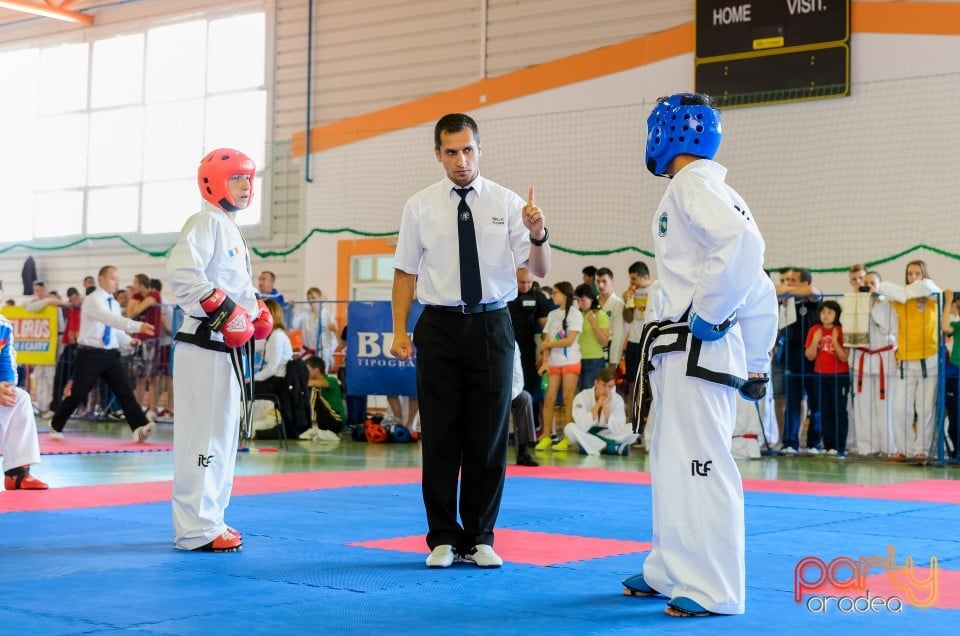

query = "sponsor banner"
(0, 305), (58, 365)
(346, 301), (423, 396)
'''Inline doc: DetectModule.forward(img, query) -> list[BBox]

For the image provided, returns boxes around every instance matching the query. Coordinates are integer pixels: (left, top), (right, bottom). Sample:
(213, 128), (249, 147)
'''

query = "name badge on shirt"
(522, 300), (535, 307)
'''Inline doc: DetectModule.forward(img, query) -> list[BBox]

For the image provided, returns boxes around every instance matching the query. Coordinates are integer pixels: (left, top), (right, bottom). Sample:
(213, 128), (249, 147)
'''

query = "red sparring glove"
(200, 289), (254, 348)
(252, 299), (274, 340)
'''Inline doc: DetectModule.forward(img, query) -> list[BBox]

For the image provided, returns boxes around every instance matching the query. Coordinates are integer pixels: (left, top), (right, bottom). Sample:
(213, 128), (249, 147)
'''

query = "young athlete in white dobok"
(559, 367), (637, 455)
(167, 149), (273, 552)
(621, 94), (778, 617)
(0, 294), (48, 491)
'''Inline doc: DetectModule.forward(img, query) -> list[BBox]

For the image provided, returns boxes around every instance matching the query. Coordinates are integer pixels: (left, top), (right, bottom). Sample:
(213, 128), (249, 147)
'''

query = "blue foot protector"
(621, 573), (660, 597)
(665, 596), (711, 617)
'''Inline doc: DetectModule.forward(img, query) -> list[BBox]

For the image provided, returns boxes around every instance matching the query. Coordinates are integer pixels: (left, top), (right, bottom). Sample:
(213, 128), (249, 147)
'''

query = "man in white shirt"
(48, 266), (156, 441)
(391, 113), (550, 569)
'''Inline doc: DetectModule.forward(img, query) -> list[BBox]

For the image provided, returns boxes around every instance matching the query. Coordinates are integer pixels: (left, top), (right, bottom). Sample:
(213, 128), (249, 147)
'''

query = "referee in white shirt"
(391, 113), (550, 569)
(49, 266), (156, 442)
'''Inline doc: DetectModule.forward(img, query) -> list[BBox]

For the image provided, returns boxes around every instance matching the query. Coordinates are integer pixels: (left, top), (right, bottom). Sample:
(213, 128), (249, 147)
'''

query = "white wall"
(302, 28), (960, 296)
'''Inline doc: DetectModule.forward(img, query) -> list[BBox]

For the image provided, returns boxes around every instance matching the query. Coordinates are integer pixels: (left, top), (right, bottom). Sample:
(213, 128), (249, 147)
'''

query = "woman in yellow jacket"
(879, 260), (940, 460)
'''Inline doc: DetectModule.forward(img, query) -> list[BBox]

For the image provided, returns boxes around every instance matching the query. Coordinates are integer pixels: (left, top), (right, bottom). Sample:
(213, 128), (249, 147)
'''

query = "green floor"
(32, 418), (960, 489)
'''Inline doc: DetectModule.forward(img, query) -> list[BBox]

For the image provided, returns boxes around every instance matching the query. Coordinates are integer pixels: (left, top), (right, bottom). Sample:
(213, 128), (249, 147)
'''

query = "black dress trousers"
(414, 306), (515, 551)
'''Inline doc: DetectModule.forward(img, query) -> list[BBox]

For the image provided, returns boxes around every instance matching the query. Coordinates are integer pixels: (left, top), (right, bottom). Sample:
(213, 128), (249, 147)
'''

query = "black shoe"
(516, 451), (539, 467)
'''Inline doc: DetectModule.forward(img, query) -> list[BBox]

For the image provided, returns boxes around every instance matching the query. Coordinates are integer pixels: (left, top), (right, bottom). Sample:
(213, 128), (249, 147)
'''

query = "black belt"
(78, 345), (119, 355)
(428, 301), (507, 314)
(173, 315), (231, 353)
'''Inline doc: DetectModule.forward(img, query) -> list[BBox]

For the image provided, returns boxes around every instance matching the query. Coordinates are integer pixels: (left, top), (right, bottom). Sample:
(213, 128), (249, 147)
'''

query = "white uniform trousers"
(891, 355), (938, 456)
(852, 374), (894, 455)
(563, 421), (638, 455)
(0, 387), (41, 471)
(643, 351), (745, 615)
(172, 343), (242, 549)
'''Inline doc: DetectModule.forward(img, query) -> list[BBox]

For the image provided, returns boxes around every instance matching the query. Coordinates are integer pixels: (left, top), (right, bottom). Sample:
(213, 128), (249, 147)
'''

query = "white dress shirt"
(394, 176), (532, 306)
(77, 288), (142, 349)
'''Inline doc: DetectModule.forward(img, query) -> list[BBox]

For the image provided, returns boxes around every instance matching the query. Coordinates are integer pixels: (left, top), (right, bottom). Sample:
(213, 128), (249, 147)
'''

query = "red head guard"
(197, 148), (256, 212)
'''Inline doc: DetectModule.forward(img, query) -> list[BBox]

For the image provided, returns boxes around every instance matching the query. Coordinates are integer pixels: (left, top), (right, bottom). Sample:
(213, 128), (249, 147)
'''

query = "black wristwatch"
(530, 226), (549, 246)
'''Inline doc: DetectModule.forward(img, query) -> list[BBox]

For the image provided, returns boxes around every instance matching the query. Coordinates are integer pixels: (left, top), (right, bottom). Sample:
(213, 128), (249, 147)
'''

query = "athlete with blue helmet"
(621, 93), (779, 617)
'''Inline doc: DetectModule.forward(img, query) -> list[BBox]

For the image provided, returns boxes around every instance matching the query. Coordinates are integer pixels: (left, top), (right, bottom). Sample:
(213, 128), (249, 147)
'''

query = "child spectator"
(303, 355), (345, 441)
(557, 367), (637, 455)
(574, 283), (610, 391)
(291, 287), (339, 369)
(805, 300), (850, 458)
(535, 282), (582, 450)
(879, 260), (941, 460)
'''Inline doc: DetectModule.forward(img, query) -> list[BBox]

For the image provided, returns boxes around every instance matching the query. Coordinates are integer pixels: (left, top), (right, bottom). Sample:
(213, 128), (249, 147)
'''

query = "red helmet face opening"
(197, 148), (256, 212)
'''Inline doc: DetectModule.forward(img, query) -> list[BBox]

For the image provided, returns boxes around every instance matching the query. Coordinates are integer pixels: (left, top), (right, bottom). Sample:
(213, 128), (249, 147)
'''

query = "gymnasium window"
(0, 9), (266, 242)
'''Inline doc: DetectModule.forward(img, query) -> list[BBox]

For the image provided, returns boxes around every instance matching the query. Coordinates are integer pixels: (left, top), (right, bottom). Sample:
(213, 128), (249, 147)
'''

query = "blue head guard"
(645, 93), (722, 177)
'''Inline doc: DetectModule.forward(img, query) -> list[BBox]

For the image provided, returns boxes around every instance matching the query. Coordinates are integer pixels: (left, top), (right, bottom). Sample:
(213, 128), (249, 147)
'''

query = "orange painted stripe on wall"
(853, 1), (960, 36)
(292, 2), (960, 158)
(290, 23), (693, 158)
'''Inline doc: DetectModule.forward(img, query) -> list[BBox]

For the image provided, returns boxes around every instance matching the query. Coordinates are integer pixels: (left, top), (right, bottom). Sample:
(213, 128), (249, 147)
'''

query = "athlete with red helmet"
(166, 148), (272, 552)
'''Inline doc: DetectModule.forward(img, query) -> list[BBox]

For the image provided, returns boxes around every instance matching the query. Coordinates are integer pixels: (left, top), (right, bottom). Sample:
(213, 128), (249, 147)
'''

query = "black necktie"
(455, 187), (482, 306)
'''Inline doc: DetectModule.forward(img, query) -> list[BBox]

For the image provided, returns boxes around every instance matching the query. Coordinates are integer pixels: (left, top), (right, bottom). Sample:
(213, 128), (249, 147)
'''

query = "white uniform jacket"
(649, 160), (778, 383)
(166, 209), (259, 341)
(860, 299), (898, 376)
(571, 388), (628, 436)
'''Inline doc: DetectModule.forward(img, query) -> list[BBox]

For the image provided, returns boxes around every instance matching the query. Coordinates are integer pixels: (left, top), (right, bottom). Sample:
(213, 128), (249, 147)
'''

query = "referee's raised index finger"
(527, 186), (535, 206)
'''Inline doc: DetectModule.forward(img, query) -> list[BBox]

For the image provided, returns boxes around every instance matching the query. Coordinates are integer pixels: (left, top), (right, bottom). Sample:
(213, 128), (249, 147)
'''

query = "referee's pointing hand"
(522, 186), (545, 238)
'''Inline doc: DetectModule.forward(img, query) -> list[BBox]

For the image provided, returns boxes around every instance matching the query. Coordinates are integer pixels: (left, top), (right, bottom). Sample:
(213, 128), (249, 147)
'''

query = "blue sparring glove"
(689, 308), (735, 342)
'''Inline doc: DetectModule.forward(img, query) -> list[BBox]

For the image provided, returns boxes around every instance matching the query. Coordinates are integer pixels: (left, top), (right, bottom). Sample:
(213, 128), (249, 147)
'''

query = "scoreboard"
(694, 0), (850, 108)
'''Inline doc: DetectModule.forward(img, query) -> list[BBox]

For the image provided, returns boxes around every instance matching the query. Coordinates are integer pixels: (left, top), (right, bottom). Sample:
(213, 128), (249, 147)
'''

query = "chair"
(247, 359), (312, 449)
(249, 392), (289, 450)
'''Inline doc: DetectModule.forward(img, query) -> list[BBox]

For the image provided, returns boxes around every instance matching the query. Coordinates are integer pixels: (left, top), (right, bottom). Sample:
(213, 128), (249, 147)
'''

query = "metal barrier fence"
(773, 292), (956, 465)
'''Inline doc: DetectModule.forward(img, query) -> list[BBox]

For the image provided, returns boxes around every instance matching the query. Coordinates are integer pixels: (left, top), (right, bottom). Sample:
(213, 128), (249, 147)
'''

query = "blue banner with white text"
(346, 301), (423, 396)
